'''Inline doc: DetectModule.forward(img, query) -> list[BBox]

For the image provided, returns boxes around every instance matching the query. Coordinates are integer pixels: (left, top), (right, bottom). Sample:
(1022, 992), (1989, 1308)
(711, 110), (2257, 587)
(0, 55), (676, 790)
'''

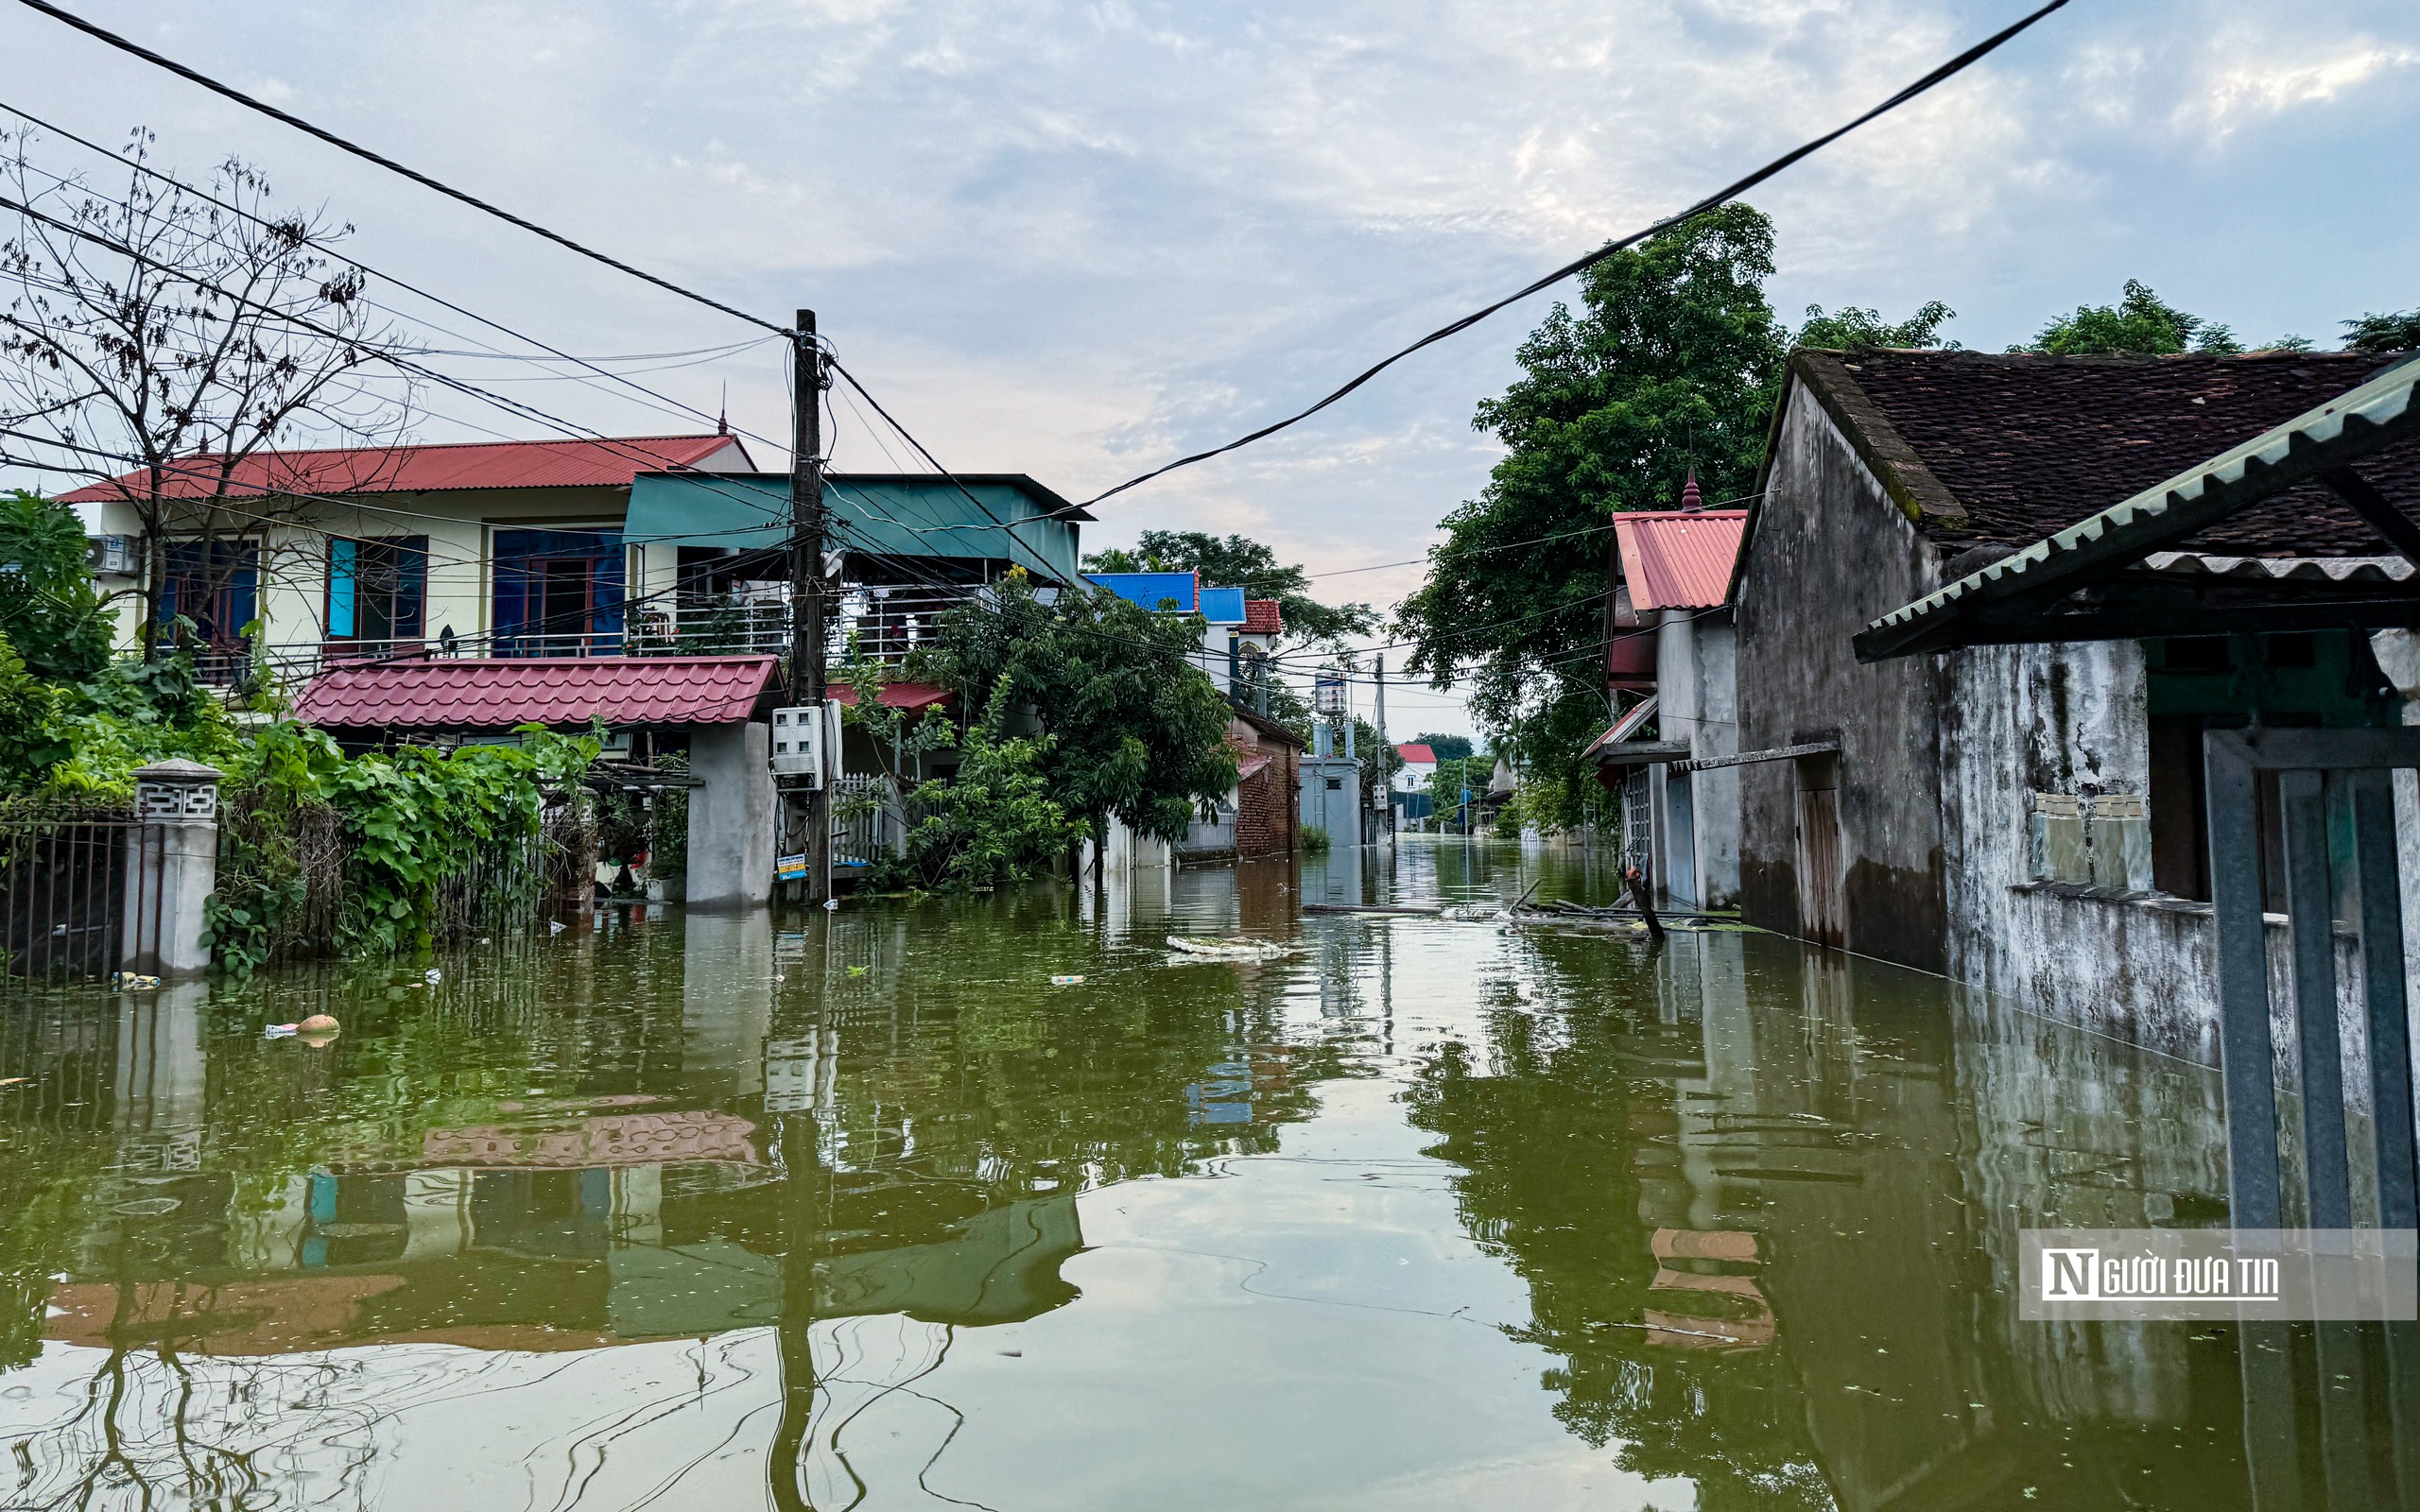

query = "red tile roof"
(60, 434), (752, 503)
(1614, 510), (1749, 610)
(1395, 743), (1437, 765)
(294, 656), (778, 730)
(825, 681), (954, 712)
(1242, 599), (1283, 635)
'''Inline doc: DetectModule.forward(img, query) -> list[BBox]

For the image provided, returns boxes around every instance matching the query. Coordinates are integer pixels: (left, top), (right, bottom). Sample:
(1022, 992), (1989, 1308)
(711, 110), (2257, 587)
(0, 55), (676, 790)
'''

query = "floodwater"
(0, 839), (2397, 1510)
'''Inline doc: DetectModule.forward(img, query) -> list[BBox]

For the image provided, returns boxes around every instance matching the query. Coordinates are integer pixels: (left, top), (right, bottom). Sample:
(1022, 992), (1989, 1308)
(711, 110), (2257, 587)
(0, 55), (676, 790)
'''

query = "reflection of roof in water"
(46, 1194), (1084, 1356)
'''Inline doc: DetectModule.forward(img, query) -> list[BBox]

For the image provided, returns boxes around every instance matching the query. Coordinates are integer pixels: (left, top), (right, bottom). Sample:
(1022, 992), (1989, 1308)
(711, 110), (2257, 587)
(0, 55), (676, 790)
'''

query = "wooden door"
(1793, 757), (1844, 949)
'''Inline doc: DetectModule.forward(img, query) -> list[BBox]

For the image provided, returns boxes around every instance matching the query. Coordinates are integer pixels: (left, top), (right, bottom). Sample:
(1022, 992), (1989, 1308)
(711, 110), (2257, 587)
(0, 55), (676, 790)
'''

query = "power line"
(0, 99), (786, 448)
(6, 0), (789, 336)
(1075, 0), (2073, 507)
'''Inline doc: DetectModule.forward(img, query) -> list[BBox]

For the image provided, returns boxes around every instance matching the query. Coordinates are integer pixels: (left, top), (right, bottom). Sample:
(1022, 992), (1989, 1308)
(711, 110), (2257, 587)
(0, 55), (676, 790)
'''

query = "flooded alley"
(0, 841), (2344, 1510)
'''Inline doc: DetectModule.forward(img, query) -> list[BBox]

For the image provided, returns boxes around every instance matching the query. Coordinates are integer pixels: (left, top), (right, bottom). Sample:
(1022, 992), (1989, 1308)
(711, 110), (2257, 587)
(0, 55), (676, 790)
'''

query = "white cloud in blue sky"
(2, 0), (2412, 734)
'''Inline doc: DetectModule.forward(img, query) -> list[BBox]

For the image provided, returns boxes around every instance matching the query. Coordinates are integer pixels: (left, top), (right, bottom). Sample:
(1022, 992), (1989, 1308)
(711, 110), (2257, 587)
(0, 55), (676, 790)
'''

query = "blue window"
(157, 540), (257, 650)
(493, 529), (623, 657)
(326, 536), (428, 644)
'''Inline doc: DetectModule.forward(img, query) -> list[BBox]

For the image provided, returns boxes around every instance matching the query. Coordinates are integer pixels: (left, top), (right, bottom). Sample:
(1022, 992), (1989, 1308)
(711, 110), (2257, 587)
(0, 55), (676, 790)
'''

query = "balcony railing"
(277, 583), (986, 677)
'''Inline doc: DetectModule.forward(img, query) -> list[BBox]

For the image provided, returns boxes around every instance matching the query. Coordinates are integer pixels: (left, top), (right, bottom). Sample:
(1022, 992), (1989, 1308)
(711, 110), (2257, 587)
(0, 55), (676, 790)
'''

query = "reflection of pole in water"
(770, 1104), (829, 1512)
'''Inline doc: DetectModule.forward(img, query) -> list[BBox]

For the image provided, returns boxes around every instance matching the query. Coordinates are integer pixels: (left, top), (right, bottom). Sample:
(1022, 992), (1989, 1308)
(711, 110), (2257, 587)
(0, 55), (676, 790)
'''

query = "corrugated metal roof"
(61, 435), (752, 503)
(294, 655), (778, 730)
(1582, 696), (1661, 757)
(1860, 354), (2420, 658)
(1614, 511), (1748, 610)
(1085, 572), (1198, 612)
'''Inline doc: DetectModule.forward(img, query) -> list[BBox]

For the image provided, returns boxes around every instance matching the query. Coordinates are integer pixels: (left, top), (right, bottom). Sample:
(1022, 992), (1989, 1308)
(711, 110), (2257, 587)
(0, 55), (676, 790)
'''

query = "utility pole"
(788, 310), (831, 906)
(1374, 656), (1390, 840)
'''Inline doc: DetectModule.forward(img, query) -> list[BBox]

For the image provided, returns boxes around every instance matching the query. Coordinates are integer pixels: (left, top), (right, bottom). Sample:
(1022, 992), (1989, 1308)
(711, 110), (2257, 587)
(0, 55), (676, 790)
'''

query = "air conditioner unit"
(86, 535), (138, 576)
(769, 703), (842, 784)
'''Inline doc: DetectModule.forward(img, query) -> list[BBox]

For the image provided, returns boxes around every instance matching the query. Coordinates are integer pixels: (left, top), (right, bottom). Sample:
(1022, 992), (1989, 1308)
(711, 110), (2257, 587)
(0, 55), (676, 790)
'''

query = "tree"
(2345, 309), (2420, 354)
(1396, 203), (1788, 797)
(0, 127), (413, 662)
(1793, 300), (1958, 352)
(0, 490), (112, 681)
(2010, 279), (2243, 356)
(1083, 530), (1376, 649)
(1412, 732), (1475, 763)
(921, 577), (1238, 859)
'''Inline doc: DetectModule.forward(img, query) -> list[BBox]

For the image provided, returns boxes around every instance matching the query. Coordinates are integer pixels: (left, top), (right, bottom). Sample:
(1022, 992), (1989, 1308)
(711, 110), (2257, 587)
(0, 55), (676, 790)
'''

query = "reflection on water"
(0, 839), (2386, 1508)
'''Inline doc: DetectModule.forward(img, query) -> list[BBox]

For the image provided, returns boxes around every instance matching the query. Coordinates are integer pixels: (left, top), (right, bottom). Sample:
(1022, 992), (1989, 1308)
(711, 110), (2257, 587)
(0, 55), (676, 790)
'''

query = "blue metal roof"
(1086, 571), (1198, 612)
(1198, 587), (1247, 624)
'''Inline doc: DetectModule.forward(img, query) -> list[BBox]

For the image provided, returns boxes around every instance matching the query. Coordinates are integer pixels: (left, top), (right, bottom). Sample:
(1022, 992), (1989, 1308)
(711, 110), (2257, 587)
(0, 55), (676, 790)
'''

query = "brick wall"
(1236, 745), (1299, 858)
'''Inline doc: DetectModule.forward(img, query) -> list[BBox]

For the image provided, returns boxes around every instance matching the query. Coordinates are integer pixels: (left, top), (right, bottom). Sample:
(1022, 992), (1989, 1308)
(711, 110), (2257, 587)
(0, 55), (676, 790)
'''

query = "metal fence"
(831, 774), (909, 869)
(0, 814), (152, 983)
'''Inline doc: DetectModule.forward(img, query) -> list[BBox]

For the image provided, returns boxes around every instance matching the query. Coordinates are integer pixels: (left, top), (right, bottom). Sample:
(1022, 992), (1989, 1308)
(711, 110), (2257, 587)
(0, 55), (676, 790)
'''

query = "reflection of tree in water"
(1405, 1000), (1835, 1512)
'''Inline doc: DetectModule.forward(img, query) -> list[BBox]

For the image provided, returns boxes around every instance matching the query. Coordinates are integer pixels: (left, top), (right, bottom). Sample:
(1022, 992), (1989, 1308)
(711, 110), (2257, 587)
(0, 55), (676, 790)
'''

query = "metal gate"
(0, 815), (147, 982)
(2204, 726), (2420, 1506)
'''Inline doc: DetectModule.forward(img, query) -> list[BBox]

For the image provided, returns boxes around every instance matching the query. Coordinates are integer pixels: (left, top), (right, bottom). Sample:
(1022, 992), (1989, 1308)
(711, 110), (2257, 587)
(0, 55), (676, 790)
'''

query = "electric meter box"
(769, 703), (842, 784)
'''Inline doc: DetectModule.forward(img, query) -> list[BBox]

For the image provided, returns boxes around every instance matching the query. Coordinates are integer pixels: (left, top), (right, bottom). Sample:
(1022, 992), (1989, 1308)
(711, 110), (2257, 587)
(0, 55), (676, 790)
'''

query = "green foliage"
(888, 713), (1088, 891)
(38, 662), (242, 805)
(1083, 531), (1377, 649)
(0, 491), (114, 683)
(1397, 203), (1786, 801)
(316, 728), (594, 954)
(1300, 823), (1331, 853)
(2011, 279), (2243, 356)
(0, 631), (65, 794)
(1793, 300), (1958, 352)
(1426, 755), (1494, 825)
(923, 578), (1238, 848)
(2344, 309), (2420, 354)
(1412, 732), (1475, 763)
(1502, 770), (1616, 838)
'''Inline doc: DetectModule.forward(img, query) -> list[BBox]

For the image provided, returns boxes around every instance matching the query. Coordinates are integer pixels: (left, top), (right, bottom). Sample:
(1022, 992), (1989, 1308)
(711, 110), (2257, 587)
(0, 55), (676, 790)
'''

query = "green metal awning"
(1856, 354), (2420, 661)
(624, 472), (1089, 585)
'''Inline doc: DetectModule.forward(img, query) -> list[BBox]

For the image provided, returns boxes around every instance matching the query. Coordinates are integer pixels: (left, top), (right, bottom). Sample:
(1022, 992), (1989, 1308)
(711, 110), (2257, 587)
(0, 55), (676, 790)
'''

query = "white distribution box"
(769, 703), (842, 784)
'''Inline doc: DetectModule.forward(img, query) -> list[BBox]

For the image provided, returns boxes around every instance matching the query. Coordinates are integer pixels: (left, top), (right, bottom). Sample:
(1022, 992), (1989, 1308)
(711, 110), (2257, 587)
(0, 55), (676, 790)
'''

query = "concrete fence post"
(126, 759), (221, 979)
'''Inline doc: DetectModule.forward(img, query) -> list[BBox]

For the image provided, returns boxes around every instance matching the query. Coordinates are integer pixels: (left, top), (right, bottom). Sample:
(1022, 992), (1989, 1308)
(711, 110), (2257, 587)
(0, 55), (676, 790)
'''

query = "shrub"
(1301, 824), (1331, 853)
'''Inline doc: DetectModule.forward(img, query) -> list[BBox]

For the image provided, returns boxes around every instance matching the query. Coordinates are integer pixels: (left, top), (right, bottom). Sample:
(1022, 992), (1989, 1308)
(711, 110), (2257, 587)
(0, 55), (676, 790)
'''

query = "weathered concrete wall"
(685, 722), (774, 909)
(1736, 386), (1948, 969)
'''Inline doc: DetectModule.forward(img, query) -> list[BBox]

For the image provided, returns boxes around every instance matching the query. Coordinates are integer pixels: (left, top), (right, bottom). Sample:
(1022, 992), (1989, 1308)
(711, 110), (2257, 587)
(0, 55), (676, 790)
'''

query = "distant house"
(64, 435), (1090, 690)
(1084, 570), (1279, 699)
(1392, 743), (1437, 822)
(1730, 348), (2416, 1057)
(1587, 478), (1748, 907)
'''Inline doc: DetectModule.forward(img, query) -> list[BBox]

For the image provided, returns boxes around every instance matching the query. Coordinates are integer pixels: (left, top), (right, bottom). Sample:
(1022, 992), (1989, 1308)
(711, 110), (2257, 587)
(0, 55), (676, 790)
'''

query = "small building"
(1392, 743), (1437, 823)
(1732, 347), (2416, 1055)
(1226, 707), (1305, 861)
(1587, 481), (1748, 908)
(292, 654), (782, 910)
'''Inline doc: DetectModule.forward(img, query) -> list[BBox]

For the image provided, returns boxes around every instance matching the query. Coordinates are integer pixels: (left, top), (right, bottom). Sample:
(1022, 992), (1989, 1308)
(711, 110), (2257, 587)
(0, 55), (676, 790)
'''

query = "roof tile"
(1830, 351), (2418, 555)
(293, 656), (779, 730)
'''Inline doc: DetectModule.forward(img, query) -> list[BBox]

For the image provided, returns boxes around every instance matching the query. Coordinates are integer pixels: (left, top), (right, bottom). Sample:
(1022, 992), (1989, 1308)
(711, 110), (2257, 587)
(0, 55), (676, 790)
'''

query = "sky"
(1, 0), (2414, 739)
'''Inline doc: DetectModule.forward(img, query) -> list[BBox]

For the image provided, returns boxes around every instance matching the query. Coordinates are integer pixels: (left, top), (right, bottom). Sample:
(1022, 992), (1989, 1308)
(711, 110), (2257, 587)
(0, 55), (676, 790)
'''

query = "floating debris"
(113, 971), (162, 991)
(1440, 904), (1502, 923)
(1166, 936), (1293, 959)
(1050, 974), (1087, 986)
(112, 1197), (182, 1217)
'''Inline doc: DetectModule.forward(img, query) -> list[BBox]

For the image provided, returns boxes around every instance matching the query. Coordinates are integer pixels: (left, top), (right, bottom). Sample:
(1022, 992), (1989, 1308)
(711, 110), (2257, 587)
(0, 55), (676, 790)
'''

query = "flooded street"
(0, 840), (2332, 1510)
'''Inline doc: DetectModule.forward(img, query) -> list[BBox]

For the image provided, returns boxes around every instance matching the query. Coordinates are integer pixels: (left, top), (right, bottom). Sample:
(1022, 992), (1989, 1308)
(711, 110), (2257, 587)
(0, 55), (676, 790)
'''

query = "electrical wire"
(6, 0), (791, 336)
(1074, 0), (2073, 507)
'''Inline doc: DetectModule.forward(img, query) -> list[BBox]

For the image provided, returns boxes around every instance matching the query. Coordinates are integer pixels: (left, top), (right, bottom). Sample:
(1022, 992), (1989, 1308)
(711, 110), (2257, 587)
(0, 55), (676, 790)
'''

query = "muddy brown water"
(0, 839), (2388, 1508)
